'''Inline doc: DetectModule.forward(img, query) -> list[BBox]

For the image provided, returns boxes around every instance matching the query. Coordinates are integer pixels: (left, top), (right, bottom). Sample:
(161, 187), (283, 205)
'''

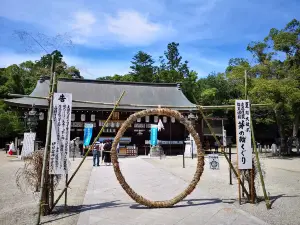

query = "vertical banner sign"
(50, 93), (72, 175)
(21, 132), (36, 157)
(223, 128), (227, 147)
(150, 125), (158, 146)
(235, 100), (252, 169)
(83, 123), (93, 147)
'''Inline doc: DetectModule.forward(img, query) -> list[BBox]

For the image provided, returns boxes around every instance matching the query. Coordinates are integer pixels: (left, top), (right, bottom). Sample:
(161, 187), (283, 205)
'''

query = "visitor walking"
(93, 142), (101, 167)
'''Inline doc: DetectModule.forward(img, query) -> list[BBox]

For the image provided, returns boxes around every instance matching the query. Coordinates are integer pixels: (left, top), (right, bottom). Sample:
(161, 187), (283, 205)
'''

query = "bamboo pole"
(250, 114), (271, 209)
(36, 71), (56, 225)
(7, 93), (270, 110)
(195, 104), (250, 199)
(49, 91), (125, 212)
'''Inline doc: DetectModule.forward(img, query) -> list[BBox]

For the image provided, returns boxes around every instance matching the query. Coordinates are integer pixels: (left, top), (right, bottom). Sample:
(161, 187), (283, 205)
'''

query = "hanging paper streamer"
(83, 123), (93, 147)
(150, 125), (158, 146)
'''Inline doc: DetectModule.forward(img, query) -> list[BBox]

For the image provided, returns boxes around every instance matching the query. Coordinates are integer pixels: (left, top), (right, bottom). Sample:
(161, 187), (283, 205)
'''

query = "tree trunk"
(292, 113), (300, 154)
(292, 114), (299, 137)
(274, 107), (286, 155)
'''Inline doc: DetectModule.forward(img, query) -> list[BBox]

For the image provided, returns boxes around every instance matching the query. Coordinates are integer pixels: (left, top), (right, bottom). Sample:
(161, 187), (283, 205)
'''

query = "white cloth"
(9, 142), (15, 152)
(158, 119), (164, 131)
(100, 143), (105, 151)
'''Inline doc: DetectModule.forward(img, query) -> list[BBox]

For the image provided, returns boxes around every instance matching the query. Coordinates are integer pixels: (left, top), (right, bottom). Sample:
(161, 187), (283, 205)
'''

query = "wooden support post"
(229, 146), (232, 185)
(242, 176), (245, 198)
(49, 91), (125, 212)
(64, 174), (68, 213)
(238, 170), (241, 205)
(251, 169), (255, 203)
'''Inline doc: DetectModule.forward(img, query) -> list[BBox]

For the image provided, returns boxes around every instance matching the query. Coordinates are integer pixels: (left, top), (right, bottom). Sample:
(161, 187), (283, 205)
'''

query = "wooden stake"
(238, 169), (241, 205)
(64, 174), (68, 213)
(49, 91), (125, 212)
(251, 169), (255, 203)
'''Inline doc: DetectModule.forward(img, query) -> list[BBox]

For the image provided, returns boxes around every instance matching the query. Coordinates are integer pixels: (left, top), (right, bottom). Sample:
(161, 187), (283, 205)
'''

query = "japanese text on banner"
(235, 100), (252, 169)
(49, 93), (72, 174)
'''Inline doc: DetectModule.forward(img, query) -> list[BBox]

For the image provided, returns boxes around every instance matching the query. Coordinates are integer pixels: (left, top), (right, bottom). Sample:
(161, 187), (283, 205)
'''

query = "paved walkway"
(77, 158), (268, 225)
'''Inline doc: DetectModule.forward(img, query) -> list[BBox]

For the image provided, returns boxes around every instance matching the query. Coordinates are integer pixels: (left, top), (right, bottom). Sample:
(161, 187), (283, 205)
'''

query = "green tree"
(130, 51), (155, 82)
(158, 42), (189, 83)
(97, 74), (135, 82)
(0, 101), (24, 138)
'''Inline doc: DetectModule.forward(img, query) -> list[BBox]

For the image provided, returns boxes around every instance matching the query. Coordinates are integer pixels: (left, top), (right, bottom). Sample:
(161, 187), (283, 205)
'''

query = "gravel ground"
(144, 154), (300, 225)
(1, 149), (299, 225)
(0, 151), (93, 225)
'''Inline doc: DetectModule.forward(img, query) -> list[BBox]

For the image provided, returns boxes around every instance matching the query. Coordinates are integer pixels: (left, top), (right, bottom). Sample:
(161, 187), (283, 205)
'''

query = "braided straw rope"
(111, 108), (205, 208)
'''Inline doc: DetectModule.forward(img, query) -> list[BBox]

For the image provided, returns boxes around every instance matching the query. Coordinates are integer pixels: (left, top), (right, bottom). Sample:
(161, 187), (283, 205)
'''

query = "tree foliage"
(0, 50), (81, 139)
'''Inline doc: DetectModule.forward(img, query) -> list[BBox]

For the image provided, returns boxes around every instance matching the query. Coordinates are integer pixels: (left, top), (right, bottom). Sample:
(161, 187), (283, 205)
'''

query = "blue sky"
(0, 0), (299, 79)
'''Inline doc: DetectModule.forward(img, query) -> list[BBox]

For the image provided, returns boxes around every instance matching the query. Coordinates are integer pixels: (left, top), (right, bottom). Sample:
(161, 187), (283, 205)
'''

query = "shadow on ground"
(129, 198), (233, 209)
(41, 200), (128, 224)
(268, 194), (299, 208)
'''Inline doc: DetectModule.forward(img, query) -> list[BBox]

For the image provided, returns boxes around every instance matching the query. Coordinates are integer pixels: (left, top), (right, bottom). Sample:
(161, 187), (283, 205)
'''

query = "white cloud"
(71, 11), (97, 37)
(67, 9), (175, 47)
(106, 10), (166, 45)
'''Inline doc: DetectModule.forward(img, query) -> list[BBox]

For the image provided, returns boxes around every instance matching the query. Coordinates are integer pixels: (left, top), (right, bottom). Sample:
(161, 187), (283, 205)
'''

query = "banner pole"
(50, 91), (125, 212)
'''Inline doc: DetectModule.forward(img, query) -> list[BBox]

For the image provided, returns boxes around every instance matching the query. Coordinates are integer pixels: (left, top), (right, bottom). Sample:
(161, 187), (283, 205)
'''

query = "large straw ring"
(111, 108), (205, 208)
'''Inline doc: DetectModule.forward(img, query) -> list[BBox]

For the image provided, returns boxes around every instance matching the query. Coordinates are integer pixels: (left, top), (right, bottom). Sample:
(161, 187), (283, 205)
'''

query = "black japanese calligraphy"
(236, 100), (252, 169)
(50, 93), (72, 174)
(58, 94), (66, 102)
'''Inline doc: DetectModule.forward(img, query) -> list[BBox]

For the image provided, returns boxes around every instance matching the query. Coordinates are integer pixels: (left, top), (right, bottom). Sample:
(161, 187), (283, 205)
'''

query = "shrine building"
(5, 76), (204, 156)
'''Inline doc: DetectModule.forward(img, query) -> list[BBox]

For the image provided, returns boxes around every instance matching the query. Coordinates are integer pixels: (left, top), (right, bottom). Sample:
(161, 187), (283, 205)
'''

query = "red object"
(8, 150), (13, 155)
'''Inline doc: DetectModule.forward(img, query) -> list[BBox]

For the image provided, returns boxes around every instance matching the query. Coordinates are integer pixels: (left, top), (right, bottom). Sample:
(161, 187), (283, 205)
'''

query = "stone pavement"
(77, 158), (268, 225)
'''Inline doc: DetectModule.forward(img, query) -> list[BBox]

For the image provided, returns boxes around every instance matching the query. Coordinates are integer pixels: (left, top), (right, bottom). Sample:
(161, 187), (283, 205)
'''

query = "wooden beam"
(7, 93), (270, 110)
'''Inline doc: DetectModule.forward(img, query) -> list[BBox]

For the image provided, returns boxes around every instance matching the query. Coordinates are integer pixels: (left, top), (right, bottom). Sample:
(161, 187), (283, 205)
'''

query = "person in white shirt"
(8, 141), (15, 156)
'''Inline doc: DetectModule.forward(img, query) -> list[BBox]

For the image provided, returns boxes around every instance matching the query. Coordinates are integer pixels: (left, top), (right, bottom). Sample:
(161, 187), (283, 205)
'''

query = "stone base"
(149, 145), (165, 157)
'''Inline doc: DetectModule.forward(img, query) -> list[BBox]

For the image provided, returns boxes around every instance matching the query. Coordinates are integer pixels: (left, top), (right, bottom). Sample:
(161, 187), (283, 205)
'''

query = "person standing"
(93, 142), (100, 167)
(214, 140), (219, 153)
(103, 140), (112, 166)
(100, 141), (105, 164)
(7, 141), (15, 156)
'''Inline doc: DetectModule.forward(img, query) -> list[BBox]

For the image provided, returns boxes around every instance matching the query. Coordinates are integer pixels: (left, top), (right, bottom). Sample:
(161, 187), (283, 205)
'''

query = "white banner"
(235, 100), (252, 169)
(50, 93), (72, 174)
(21, 132), (36, 157)
(208, 154), (219, 170)
(222, 128), (227, 147)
